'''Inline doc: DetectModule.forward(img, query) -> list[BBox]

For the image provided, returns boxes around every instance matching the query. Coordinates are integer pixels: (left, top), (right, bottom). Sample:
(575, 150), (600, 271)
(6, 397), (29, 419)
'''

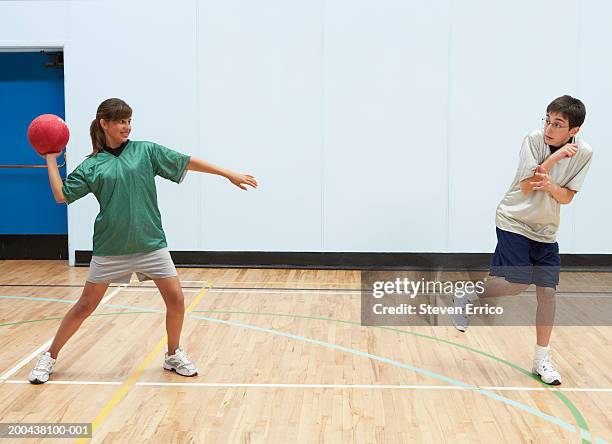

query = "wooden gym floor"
(0, 260), (610, 443)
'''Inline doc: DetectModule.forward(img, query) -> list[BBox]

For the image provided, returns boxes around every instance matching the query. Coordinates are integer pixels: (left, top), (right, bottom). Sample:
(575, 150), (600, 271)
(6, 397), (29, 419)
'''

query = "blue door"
(0, 51), (67, 258)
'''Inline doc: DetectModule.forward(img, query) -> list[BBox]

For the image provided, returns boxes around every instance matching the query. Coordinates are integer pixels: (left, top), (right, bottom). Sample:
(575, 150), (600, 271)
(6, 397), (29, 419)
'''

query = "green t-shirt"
(62, 140), (190, 256)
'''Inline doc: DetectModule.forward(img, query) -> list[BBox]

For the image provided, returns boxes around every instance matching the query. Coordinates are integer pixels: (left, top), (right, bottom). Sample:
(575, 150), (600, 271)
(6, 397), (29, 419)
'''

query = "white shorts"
(87, 247), (177, 284)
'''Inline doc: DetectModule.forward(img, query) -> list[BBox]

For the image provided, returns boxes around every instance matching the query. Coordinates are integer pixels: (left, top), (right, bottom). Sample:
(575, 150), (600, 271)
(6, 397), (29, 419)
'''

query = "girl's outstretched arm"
(187, 157), (257, 190)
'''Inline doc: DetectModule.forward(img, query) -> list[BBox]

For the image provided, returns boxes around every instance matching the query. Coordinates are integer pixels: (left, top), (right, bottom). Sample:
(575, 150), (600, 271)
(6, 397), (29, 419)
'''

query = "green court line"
(0, 295), (595, 442)
(0, 311), (159, 327)
(189, 311), (603, 443)
(192, 309), (592, 438)
(0, 295), (77, 304)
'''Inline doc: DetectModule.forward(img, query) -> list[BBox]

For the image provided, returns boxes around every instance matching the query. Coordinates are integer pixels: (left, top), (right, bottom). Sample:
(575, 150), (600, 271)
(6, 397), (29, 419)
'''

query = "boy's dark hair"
(546, 95), (586, 128)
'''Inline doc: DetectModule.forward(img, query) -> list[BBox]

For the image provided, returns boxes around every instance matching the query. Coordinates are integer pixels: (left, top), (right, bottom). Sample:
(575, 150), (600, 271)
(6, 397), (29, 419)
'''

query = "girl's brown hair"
(89, 98), (132, 156)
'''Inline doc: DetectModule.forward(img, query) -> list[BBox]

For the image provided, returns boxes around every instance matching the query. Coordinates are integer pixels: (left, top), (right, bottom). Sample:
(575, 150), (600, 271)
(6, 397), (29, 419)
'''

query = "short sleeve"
(150, 143), (191, 183)
(565, 150), (593, 192)
(516, 133), (542, 182)
(62, 163), (91, 204)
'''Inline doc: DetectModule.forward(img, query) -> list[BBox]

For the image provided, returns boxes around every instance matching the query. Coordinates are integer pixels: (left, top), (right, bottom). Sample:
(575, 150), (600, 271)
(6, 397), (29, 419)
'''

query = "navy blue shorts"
(490, 228), (560, 288)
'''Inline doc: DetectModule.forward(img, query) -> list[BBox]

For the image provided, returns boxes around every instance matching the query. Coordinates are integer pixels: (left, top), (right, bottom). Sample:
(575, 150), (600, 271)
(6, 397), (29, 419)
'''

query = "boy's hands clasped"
(531, 165), (553, 192)
(530, 143), (579, 193)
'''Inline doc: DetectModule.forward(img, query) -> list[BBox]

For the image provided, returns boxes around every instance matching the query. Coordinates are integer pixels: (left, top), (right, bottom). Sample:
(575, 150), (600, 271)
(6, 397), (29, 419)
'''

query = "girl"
(29, 98), (257, 384)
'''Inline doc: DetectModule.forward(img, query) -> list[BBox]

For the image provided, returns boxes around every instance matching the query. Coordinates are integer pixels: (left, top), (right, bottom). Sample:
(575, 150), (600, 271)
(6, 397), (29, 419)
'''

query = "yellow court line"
(75, 282), (212, 444)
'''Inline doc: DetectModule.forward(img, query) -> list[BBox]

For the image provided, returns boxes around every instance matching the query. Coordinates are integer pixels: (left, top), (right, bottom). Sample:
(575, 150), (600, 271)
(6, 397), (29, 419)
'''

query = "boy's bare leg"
(535, 285), (556, 347)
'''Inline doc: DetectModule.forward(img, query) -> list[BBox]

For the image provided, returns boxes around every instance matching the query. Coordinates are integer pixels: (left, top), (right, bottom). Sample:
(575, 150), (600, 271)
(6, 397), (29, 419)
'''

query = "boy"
(452, 95), (593, 385)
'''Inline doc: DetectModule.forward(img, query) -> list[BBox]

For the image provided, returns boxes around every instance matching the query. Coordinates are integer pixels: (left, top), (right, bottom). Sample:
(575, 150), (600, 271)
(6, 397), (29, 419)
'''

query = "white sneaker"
(163, 347), (198, 377)
(28, 351), (56, 384)
(451, 287), (478, 332)
(532, 356), (562, 385)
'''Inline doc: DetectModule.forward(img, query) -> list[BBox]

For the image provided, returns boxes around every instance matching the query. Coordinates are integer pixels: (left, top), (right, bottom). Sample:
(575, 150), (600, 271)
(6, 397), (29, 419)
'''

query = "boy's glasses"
(542, 118), (569, 130)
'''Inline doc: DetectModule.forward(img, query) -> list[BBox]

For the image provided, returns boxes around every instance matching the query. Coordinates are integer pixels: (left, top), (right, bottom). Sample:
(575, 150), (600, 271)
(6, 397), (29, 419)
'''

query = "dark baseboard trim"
(0, 235), (68, 260)
(74, 251), (612, 272)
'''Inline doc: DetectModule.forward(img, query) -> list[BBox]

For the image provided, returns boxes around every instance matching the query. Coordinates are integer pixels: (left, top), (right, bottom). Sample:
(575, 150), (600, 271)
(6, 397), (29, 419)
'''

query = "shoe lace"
(174, 348), (192, 365)
(35, 354), (53, 371)
(541, 358), (556, 373)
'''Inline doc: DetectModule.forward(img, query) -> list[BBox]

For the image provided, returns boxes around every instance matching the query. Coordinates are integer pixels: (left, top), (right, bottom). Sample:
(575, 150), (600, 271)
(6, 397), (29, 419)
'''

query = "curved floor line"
(0, 295), (77, 303)
(0, 311), (160, 328)
(191, 309), (592, 436)
(187, 312), (598, 441)
(101, 302), (599, 442)
(0, 295), (596, 442)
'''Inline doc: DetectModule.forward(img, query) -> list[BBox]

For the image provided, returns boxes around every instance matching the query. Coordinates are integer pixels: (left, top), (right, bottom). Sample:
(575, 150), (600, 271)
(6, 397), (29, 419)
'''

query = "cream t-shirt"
(496, 129), (593, 243)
